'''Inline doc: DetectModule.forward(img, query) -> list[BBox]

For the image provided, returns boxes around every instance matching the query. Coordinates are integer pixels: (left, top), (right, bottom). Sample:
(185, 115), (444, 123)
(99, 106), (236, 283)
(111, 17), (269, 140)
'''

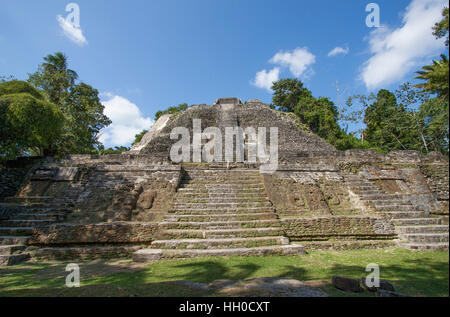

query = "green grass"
(0, 248), (448, 297)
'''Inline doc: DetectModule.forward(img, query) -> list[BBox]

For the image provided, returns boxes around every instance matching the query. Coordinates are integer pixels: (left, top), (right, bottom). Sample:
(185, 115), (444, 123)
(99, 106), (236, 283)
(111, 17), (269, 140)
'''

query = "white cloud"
(328, 46), (349, 57)
(251, 67), (280, 92)
(56, 15), (88, 46)
(99, 95), (153, 148)
(361, 0), (446, 90)
(269, 47), (316, 77)
(252, 47), (316, 91)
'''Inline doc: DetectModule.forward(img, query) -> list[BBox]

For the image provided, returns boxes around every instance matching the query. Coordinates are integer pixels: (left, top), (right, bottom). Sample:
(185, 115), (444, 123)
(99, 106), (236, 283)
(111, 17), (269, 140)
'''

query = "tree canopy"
(28, 52), (111, 155)
(271, 78), (370, 151)
(0, 81), (64, 159)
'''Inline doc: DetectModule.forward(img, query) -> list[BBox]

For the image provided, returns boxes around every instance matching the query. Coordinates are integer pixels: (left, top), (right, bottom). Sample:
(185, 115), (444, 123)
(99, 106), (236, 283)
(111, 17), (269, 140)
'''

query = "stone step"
(3, 197), (68, 205)
(170, 207), (275, 214)
(133, 244), (305, 261)
(177, 188), (266, 193)
(182, 175), (261, 180)
(173, 202), (273, 209)
(175, 193), (268, 199)
(4, 196), (54, 202)
(395, 225), (449, 234)
(159, 219), (281, 230)
(0, 220), (56, 227)
(352, 190), (381, 195)
(179, 185), (265, 190)
(0, 205), (72, 214)
(381, 211), (429, 219)
(358, 194), (404, 200)
(399, 233), (449, 243)
(0, 227), (34, 236)
(184, 170), (260, 175)
(361, 200), (411, 206)
(391, 218), (442, 226)
(300, 240), (396, 250)
(31, 246), (143, 261)
(346, 182), (377, 187)
(151, 236), (289, 249)
(159, 227), (285, 239)
(375, 205), (423, 212)
(174, 197), (269, 203)
(164, 213), (278, 222)
(7, 213), (64, 221)
(0, 244), (26, 255)
(0, 253), (30, 266)
(0, 236), (30, 245)
(397, 242), (449, 252)
(181, 176), (262, 182)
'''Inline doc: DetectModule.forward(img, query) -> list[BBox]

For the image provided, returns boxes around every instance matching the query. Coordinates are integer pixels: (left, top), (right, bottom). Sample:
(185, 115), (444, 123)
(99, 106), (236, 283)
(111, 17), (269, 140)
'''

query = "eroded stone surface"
(175, 277), (328, 297)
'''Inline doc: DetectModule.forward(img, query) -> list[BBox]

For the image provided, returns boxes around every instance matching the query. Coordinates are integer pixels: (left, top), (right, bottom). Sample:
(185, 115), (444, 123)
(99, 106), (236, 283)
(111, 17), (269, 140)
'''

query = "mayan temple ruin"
(0, 98), (448, 266)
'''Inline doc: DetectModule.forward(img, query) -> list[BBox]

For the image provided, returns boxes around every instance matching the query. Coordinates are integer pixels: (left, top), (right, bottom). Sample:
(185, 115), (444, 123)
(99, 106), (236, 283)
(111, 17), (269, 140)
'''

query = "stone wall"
(16, 155), (182, 223)
(0, 157), (40, 201)
(29, 222), (158, 245)
(263, 164), (365, 217)
(281, 216), (395, 241)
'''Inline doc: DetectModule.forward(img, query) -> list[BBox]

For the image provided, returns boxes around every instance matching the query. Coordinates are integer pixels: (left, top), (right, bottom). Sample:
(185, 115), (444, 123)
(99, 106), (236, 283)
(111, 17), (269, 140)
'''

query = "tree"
(271, 79), (310, 113)
(28, 53), (111, 155)
(418, 97), (449, 154)
(62, 83), (112, 154)
(363, 89), (413, 152)
(28, 52), (78, 106)
(0, 81), (64, 159)
(433, 7), (449, 46)
(97, 145), (130, 155)
(132, 129), (148, 146)
(271, 78), (369, 150)
(415, 55), (449, 101)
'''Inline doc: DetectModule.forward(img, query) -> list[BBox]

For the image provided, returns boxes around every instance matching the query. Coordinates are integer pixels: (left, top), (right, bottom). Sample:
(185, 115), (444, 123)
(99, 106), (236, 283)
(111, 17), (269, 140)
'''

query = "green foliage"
(61, 83), (112, 154)
(0, 75), (16, 83)
(0, 81), (64, 159)
(155, 103), (189, 121)
(433, 7), (449, 46)
(97, 145), (130, 155)
(0, 80), (44, 100)
(272, 78), (367, 150)
(28, 52), (111, 155)
(348, 84), (449, 155)
(417, 97), (449, 154)
(132, 129), (148, 146)
(28, 52), (78, 106)
(272, 79), (310, 113)
(415, 55), (449, 101)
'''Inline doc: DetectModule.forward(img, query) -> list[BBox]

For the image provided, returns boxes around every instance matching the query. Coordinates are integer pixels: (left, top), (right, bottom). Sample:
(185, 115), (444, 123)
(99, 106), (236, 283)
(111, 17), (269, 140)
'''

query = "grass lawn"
(0, 247), (448, 297)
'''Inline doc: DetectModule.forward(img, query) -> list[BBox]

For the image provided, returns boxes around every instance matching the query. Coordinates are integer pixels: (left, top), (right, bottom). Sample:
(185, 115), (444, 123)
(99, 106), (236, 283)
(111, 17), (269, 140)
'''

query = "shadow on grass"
(0, 253), (448, 297)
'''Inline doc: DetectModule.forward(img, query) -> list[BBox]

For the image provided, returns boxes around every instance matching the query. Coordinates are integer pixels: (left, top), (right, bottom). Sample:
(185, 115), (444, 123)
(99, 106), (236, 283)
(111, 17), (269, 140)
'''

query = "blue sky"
(1, 0), (448, 147)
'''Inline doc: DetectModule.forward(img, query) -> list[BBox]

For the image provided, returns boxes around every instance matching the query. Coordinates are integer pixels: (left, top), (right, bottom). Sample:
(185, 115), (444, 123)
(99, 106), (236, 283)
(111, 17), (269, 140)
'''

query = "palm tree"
(414, 55), (449, 102)
(29, 52), (78, 106)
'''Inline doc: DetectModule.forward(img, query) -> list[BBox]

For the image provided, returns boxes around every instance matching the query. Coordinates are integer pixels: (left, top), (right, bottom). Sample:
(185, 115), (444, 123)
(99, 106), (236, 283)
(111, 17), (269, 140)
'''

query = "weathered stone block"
(332, 276), (362, 293)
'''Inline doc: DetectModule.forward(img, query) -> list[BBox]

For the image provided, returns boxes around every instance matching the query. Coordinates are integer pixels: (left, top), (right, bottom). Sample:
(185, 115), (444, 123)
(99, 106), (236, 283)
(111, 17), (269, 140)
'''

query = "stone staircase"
(345, 174), (449, 251)
(133, 168), (305, 261)
(0, 197), (69, 266)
